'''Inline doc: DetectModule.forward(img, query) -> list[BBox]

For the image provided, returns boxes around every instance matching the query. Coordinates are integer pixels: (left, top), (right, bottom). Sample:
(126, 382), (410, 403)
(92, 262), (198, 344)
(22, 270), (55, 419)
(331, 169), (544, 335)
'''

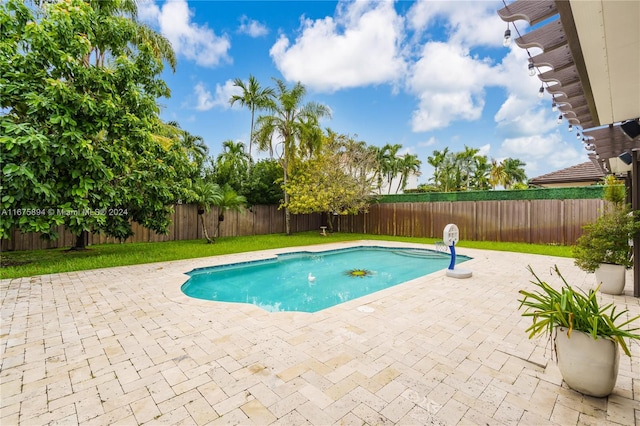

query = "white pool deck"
(1, 240), (639, 425)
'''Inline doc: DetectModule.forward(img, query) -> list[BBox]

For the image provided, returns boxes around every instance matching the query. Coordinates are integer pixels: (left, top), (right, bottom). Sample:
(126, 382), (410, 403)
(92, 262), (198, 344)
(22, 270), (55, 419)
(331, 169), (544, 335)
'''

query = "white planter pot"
(594, 263), (626, 295)
(555, 327), (620, 397)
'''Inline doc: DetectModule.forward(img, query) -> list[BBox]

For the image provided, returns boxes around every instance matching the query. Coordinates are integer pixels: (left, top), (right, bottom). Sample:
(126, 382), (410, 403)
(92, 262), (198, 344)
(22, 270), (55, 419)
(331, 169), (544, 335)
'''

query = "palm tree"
(502, 158), (527, 189)
(489, 159), (508, 190)
(83, 0), (176, 71)
(253, 79), (331, 235)
(229, 75), (275, 166)
(427, 148), (449, 191)
(214, 185), (247, 240)
(192, 181), (223, 244)
(471, 155), (491, 190)
(395, 154), (422, 193)
(381, 143), (402, 194)
(215, 140), (250, 192)
(456, 145), (480, 191)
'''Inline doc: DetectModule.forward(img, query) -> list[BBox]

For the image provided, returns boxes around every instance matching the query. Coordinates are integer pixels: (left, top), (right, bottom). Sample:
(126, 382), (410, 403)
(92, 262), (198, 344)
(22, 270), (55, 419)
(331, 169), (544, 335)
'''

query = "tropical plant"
(215, 140), (250, 192)
(502, 158), (527, 189)
(243, 159), (284, 206)
(192, 181), (223, 244)
(518, 265), (640, 357)
(229, 75), (275, 165)
(214, 186), (247, 239)
(573, 205), (640, 272)
(253, 79), (330, 235)
(395, 153), (422, 193)
(456, 145), (480, 191)
(0, 0), (191, 249)
(602, 175), (626, 205)
(489, 158), (508, 190)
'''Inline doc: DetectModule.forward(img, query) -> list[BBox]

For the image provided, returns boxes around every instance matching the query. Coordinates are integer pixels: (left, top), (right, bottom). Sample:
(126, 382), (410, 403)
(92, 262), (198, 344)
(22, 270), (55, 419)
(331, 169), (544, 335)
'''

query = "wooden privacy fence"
(0, 204), (322, 251)
(333, 199), (605, 245)
(1, 198), (604, 251)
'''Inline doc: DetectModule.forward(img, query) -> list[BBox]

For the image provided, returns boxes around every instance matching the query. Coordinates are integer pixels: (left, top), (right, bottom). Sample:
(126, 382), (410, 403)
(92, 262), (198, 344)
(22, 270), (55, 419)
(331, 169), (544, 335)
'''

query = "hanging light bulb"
(538, 86), (544, 98)
(551, 102), (558, 112)
(528, 62), (536, 76)
(557, 114), (563, 124)
(576, 132), (581, 139)
(503, 25), (511, 47)
(582, 138), (587, 143)
(568, 124), (573, 132)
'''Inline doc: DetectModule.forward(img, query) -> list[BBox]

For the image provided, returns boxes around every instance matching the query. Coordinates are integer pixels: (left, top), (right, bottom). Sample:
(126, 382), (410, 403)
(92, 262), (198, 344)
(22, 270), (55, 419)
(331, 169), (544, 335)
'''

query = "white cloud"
(499, 133), (584, 177)
(138, 0), (230, 68)
(407, 42), (495, 131)
(194, 80), (242, 111)
(270, 1), (406, 92)
(418, 136), (437, 147)
(237, 15), (269, 37)
(407, 0), (510, 48)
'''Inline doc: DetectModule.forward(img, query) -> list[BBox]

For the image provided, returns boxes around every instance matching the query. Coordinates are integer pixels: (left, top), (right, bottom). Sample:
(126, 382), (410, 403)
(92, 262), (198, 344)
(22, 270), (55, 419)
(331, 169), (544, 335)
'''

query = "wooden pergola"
(498, 0), (640, 296)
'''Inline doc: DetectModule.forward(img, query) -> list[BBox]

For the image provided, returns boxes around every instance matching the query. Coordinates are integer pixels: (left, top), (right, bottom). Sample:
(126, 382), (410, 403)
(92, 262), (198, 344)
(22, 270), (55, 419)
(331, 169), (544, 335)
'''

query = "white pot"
(594, 263), (626, 295)
(555, 327), (620, 397)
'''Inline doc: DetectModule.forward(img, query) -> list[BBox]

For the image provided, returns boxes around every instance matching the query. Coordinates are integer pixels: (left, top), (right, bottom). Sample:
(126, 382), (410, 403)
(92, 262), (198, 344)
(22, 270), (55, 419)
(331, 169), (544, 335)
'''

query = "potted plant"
(573, 204), (640, 294)
(519, 265), (640, 397)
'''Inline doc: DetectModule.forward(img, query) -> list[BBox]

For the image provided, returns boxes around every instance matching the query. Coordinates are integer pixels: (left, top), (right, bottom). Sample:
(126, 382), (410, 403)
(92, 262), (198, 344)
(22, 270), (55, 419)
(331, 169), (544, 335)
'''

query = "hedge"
(377, 186), (605, 203)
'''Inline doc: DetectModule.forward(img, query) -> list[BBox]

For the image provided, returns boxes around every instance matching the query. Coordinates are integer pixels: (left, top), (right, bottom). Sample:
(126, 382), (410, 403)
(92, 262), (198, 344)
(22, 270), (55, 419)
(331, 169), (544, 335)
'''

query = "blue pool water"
(181, 246), (471, 313)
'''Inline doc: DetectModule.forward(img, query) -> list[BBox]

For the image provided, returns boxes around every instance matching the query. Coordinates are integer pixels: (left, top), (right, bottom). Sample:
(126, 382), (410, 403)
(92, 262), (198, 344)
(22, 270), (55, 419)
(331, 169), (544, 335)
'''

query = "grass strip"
(0, 232), (573, 279)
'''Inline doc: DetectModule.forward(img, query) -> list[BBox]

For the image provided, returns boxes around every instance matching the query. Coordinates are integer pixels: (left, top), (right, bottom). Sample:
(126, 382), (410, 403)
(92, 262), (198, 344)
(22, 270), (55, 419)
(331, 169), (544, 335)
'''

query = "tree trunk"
(199, 214), (213, 244)
(72, 230), (89, 250)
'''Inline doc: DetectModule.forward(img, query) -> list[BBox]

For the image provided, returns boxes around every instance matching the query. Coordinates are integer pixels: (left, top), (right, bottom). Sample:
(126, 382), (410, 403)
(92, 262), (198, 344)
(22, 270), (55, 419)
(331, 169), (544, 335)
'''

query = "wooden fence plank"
(0, 199), (605, 250)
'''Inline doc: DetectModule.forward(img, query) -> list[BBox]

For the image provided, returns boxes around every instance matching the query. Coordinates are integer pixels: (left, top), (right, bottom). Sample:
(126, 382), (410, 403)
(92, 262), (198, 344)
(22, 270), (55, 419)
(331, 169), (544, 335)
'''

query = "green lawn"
(0, 232), (574, 279)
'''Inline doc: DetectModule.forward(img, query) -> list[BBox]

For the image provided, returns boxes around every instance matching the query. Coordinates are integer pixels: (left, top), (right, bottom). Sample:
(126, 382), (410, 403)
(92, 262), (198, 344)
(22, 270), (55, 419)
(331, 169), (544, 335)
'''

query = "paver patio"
(1, 240), (639, 425)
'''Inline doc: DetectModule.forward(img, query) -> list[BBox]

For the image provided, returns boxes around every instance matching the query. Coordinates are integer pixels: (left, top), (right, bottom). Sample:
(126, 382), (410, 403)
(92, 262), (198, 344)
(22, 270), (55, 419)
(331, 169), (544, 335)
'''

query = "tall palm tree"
(229, 75), (275, 166)
(502, 158), (527, 189)
(381, 143), (402, 194)
(489, 159), (508, 190)
(253, 79), (331, 235)
(456, 145), (480, 191)
(192, 181), (223, 244)
(471, 155), (491, 190)
(395, 154), (422, 193)
(427, 148), (449, 191)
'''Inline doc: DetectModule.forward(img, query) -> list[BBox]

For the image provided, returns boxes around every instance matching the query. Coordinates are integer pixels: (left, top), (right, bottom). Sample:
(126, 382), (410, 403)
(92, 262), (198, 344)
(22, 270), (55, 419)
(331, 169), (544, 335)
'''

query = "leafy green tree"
(192, 181), (222, 244)
(284, 131), (376, 232)
(0, 0), (192, 248)
(243, 159), (284, 205)
(253, 79), (330, 235)
(215, 140), (250, 192)
(229, 75), (275, 165)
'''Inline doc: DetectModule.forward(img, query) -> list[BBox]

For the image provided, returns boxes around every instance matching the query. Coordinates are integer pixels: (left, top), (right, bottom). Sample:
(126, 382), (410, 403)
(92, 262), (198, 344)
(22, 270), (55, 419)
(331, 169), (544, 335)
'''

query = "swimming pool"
(181, 246), (471, 313)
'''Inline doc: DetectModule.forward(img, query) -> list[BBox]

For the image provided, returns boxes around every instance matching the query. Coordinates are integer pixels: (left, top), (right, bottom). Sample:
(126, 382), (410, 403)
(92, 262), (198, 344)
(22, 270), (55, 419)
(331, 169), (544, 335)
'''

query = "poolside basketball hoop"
(443, 224), (472, 279)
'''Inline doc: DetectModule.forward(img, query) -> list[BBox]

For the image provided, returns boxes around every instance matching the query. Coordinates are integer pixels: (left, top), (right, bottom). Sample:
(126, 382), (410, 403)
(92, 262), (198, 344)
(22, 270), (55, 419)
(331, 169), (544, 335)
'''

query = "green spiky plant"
(518, 265), (640, 357)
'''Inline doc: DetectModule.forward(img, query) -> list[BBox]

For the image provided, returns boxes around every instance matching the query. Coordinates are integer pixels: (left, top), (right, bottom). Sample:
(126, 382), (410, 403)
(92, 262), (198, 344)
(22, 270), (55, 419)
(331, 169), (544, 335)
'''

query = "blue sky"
(138, 0), (589, 184)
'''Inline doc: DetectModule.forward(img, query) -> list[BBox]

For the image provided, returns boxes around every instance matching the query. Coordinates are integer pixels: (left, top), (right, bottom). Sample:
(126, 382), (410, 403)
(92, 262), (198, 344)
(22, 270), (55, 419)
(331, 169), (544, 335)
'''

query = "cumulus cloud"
(499, 133), (584, 177)
(138, 0), (230, 68)
(407, 0), (509, 48)
(194, 80), (242, 111)
(270, 0), (406, 92)
(407, 42), (495, 131)
(237, 15), (269, 37)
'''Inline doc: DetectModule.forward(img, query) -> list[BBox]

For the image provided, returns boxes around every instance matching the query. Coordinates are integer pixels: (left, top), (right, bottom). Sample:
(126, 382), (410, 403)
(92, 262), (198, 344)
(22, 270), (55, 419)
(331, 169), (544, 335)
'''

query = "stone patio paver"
(1, 240), (639, 425)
